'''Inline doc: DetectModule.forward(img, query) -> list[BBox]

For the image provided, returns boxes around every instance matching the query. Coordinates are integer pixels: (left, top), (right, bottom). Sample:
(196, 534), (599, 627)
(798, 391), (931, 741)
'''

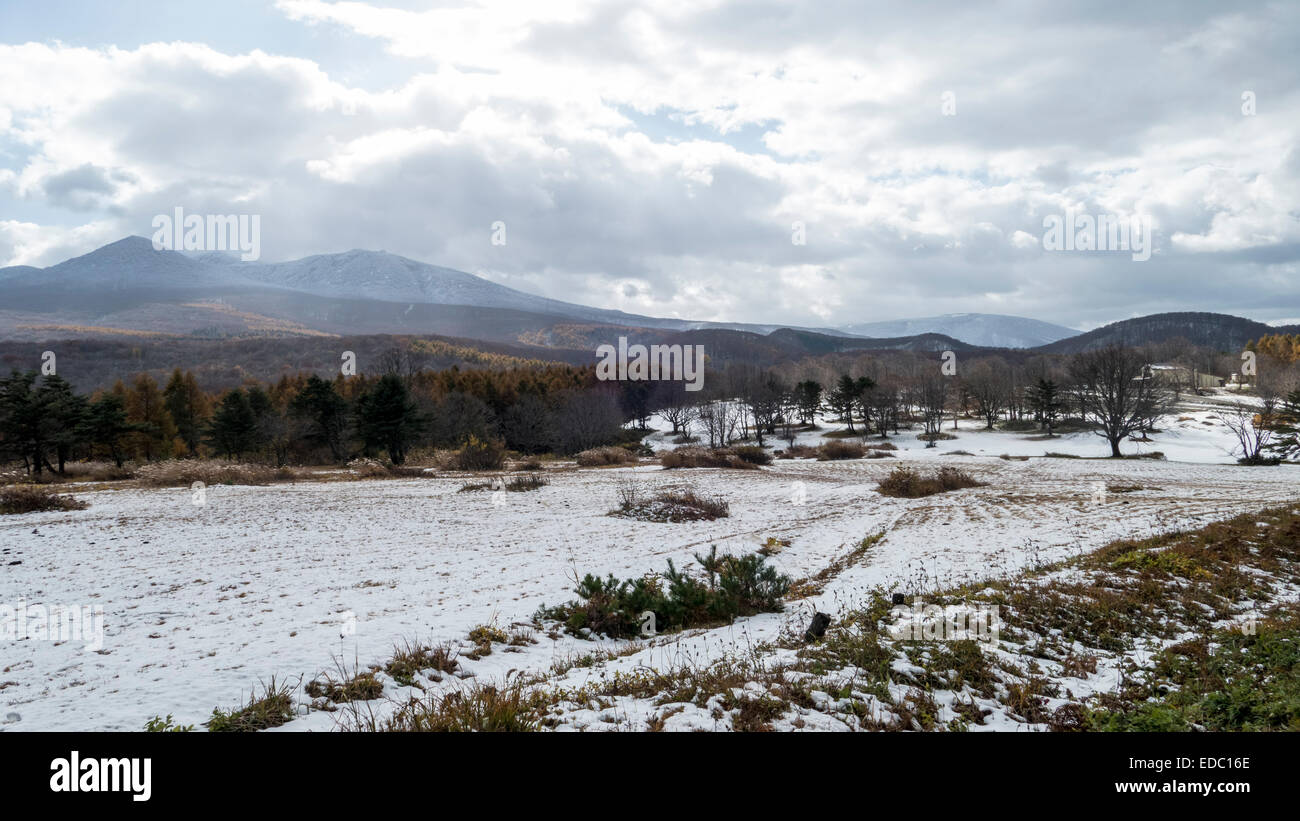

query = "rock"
(804, 612), (832, 641)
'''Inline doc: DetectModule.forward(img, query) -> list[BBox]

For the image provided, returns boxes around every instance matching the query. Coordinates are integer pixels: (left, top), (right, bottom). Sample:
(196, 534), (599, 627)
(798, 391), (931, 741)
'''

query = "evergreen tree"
(1025, 378), (1064, 435)
(38, 374), (88, 474)
(206, 389), (259, 459)
(828, 375), (866, 432)
(355, 374), (423, 464)
(1266, 388), (1300, 462)
(79, 392), (136, 468)
(163, 369), (210, 457)
(289, 375), (349, 462)
(0, 371), (47, 474)
(793, 380), (822, 425)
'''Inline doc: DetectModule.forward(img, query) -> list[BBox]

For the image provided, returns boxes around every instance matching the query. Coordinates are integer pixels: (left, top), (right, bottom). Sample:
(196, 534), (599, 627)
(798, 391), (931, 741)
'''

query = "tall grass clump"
(205, 677), (298, 732)
(537, 546), (791, 638)
(876, 466), (985, 498)
(574, 446), (637, 467)
(660, 446), (761, 469)
(454, 435), (507, 471)
(135, 460), (282, 487)
(0, 484), (89, 514)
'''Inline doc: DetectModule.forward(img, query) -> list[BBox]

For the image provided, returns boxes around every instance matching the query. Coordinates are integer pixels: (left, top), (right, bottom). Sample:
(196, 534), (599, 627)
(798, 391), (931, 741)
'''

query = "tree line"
(5, 339), (1298, 474)
(0, 354), (641, 474)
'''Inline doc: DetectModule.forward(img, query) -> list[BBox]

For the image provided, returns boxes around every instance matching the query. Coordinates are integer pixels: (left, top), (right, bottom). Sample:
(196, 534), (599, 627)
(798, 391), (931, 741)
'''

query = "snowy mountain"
(839, 313), (1077, 349)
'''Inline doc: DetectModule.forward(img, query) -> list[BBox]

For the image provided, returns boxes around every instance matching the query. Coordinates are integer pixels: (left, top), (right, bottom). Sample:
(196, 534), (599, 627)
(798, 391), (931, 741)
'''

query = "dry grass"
(0, 461), (134, 485)
(816, 440), (866, 460)
(776, 444), (818, 459)
(0, 484), (89, 515)
(613, 483), (730, 522)
(205, 676), (298, 732)
(575, 446), (637, 467)
(505, 474), (548, 492)
(367, 683), (548, 732)
(346, 457), (390, 478)
(305, 670), (384, 704)
(384, 640), (460, 686)
(454, 436), (507, 471)
(660, 446), (760, 469)
(876, 466), (986, 498)
(135, 459), (291, 487)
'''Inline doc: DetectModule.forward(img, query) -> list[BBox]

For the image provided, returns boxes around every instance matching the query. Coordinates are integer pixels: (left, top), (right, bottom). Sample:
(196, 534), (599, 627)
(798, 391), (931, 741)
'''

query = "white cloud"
(0, 1), (1298, 326)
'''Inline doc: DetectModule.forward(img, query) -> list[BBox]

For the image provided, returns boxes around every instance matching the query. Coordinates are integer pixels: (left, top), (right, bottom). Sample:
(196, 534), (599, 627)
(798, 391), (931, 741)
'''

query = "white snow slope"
(2, 403), (1298, 731)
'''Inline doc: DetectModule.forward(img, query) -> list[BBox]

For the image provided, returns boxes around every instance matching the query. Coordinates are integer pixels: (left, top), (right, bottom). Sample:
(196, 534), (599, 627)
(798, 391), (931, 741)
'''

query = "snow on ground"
(2, 401), (1298, 731)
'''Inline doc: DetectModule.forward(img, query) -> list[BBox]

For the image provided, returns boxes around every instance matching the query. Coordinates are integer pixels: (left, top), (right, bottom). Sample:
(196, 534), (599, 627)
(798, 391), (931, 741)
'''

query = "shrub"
(347, 457), (389, 478)
(384, 641), (459, 687)
(574, 446), (636, 467)
(777, 444), (818, 459)
(62, 461), (135, 482)
(454, 435), (506, 471)
(0, 484), (89, 515)
(729, 445), (773, 466)
(144, 714), (194, 732)
(817, 440), (866, 460)
(376, 684), (545, 732)
(612, 485), (729, 522)
(468, 624), (509, 645)
(537, 546), (791, 639)
(505, 474), (548, 492)
(660, 446), (759, 470)
(205, 677), (297, 732)
(305, 671), (384, 704)
(135, 460), (280, 487)
(876, 466), (985, 498)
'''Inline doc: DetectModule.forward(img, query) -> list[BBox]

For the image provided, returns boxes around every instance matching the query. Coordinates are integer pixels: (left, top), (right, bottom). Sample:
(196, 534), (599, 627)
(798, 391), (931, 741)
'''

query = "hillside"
(840, 313), (1076, 348)
(1034, 312), (1300, 354)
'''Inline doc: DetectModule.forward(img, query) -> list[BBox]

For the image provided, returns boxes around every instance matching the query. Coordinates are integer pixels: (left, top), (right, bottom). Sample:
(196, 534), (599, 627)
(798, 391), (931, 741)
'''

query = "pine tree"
(1025, 378), (1064, 436)
(206, 389), (259, 459)
(37, 374), (88, 474)
(79, 392), (136, 468)
(290, 375), (349, 462)
(163, 369), (210, 457)
(0, 371), (45, 474)
(828, 375), (862, 432)
(1266, 389), (1300, 462)
(793, 380), (822, 425)
(355, 374), (422, 465)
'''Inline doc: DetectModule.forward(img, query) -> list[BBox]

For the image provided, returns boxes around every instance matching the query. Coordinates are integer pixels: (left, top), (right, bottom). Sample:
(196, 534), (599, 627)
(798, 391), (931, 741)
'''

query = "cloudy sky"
(1, 0), (1298, 330)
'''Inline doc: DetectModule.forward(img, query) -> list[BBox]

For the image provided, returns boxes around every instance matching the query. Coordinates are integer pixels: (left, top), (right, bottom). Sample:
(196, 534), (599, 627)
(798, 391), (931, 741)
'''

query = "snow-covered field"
(3, 401), (1298, 731)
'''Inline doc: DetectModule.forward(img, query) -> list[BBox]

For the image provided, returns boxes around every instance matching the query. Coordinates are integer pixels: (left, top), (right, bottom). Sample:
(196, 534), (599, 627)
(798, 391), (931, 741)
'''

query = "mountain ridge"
(1, 239), (1293, 356)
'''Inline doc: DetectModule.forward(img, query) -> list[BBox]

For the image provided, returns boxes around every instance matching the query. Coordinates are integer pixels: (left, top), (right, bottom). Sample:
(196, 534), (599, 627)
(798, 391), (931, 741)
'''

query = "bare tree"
(697, 398), (743, 448)
(653, 380), (698, 438)
(1221, 395), (1278, 464)
(965, 358), (1008, 429)
(916, 373), (948, 447)
(1068, 345), (1170, 457)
